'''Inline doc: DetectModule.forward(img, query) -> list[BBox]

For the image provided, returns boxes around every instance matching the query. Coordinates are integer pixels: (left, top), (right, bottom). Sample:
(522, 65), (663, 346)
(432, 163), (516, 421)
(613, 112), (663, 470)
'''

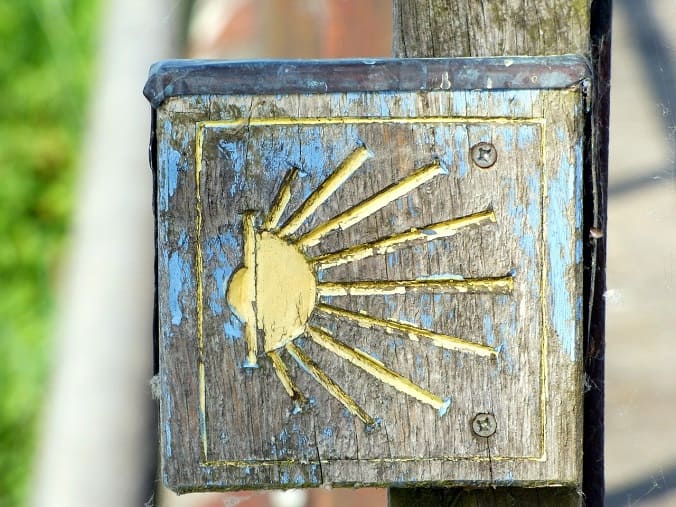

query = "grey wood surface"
(392, 0), (590, 57)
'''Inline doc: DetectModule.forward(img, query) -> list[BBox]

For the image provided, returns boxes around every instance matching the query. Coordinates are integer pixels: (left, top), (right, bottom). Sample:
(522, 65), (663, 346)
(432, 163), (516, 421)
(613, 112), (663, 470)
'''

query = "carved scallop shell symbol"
(226, 145), (513, 426)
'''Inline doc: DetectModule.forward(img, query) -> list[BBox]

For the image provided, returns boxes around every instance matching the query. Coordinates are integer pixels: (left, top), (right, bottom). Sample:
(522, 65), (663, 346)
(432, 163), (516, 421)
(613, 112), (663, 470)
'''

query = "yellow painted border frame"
(193, 115), (549, 467)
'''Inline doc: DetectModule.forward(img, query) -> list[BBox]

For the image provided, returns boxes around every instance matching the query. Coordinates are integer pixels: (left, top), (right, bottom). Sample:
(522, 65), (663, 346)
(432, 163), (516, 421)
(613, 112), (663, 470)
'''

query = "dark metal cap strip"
(143, 56), (591, 108)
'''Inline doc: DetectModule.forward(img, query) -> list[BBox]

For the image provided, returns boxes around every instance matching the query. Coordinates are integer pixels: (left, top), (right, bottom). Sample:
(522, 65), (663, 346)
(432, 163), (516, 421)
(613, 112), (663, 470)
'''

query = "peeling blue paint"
(387, 336), (404, 351)
(547, 133), (579, 360)
(498, 321), (515, 374)
(414, 355), (425, 380)
(168, 250), (191, 326)
(164, 391), (173, 458)
(438, 397), (451, 417)
(451, 91), (467, 114)
(158, 120), (186, 212)
(501, 126), (514, 147)
(517, 125), (535, 149)
(419, 293), (433, 328)
(309, 463), (321, 482)
(223, 315), (243, 341)
(406, 195), (418, 217)
(208, 266), (228, 315)
(387, 251), (399, 269)
(483, 315), (495, 346)
(432, 125), (455, 171)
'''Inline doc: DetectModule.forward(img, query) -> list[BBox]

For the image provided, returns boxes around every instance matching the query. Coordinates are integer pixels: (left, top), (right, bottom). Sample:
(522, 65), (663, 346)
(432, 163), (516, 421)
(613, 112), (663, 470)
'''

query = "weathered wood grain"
(392, 0), (590, 57)
(150, 59), (588, 492)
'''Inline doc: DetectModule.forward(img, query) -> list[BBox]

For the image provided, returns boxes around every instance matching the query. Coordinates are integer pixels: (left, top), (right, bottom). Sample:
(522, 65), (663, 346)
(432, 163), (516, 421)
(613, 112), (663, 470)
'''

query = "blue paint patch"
(517, 125), (535, 149)
(309, 463), (321, 482)
(396, 94), (418, 116)
(574, 139), (584, 231)
(168, 251), (191, 326)
(526, 172), (541, 232)
(438, 397), (452, 417)
(223, 315), (243, 341)
(406, 195), (418, 217)
(501, 470), (515, 485)
(163, 149), (180, 212)
(366, 417), (383, 433)
(164, 391), (173, 457)
(414, 355), (425, 379)
(433, 127), (455, 171)
(452, 91), (468, 114)
(384, 296), (398, 318)
(465, 92), (480, 111)
(158, 120), (188, 212)
(387, 337), (405, 351)
(363, 348), (383, 362)
(454, 127), (469, 177)
(215, 138), (247, 197)
(379, 94), (391, 117)
(501, 126), (514, 147)
(483, 315), (495, 346)
(208, 266), (230, 315)
(419, 294), (433, 328)
(498, 321), (515, 374)
(547, 145), (578, 360)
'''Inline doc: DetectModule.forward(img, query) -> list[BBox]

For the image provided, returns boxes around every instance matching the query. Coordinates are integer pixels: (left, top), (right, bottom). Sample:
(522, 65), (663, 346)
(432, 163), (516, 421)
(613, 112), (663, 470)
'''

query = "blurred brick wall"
(187, 0), (392, 58)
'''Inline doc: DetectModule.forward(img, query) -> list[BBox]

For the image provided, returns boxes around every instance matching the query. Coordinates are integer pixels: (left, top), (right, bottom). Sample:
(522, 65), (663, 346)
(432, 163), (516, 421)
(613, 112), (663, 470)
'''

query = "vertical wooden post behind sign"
(390, 1), (611, 505)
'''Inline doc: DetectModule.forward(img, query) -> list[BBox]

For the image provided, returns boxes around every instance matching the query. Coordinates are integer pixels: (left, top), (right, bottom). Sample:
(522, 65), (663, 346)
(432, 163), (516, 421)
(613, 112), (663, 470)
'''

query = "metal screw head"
(471, 413), (497, 437)
(470, 142), (497, 168)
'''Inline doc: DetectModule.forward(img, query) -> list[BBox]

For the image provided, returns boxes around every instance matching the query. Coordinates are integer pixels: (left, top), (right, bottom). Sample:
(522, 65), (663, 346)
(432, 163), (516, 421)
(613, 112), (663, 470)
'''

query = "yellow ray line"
(317, 275), (514, 297)
(268, 350), (307, 405)
(315, 304), (496, 357)
(311, 209), (496, 269)
(278, 146), (372, 238)
(296, 162), (444, 249)
(285, 343), (374, 425)
(307, 326), (451, 414)
(263, 167), (298, 231)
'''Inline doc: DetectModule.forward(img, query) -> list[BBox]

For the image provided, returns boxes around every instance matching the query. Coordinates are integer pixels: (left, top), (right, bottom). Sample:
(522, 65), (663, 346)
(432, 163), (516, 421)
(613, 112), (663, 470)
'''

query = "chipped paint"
(547, 128), (580, 360)
(167, 249), (191, 327)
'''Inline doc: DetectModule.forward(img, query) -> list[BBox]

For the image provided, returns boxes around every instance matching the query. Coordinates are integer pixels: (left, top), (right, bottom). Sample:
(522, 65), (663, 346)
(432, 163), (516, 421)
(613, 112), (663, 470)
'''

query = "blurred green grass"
(0, 1), (99, 504)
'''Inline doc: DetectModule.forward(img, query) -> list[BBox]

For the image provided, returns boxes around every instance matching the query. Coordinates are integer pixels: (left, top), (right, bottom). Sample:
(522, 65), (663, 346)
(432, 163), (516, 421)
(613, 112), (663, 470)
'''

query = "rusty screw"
(470, 142), (497, 168)
(471, 413), (497, 437)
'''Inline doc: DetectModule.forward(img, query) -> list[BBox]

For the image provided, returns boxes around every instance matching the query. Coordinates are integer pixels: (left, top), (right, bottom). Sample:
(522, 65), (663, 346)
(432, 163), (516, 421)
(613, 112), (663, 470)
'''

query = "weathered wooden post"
(144, 1), (610, 505)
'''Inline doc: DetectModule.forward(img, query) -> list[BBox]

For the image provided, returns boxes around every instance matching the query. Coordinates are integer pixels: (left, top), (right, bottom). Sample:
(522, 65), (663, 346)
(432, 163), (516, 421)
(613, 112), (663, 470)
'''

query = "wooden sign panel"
(144, 57), (590, 492)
